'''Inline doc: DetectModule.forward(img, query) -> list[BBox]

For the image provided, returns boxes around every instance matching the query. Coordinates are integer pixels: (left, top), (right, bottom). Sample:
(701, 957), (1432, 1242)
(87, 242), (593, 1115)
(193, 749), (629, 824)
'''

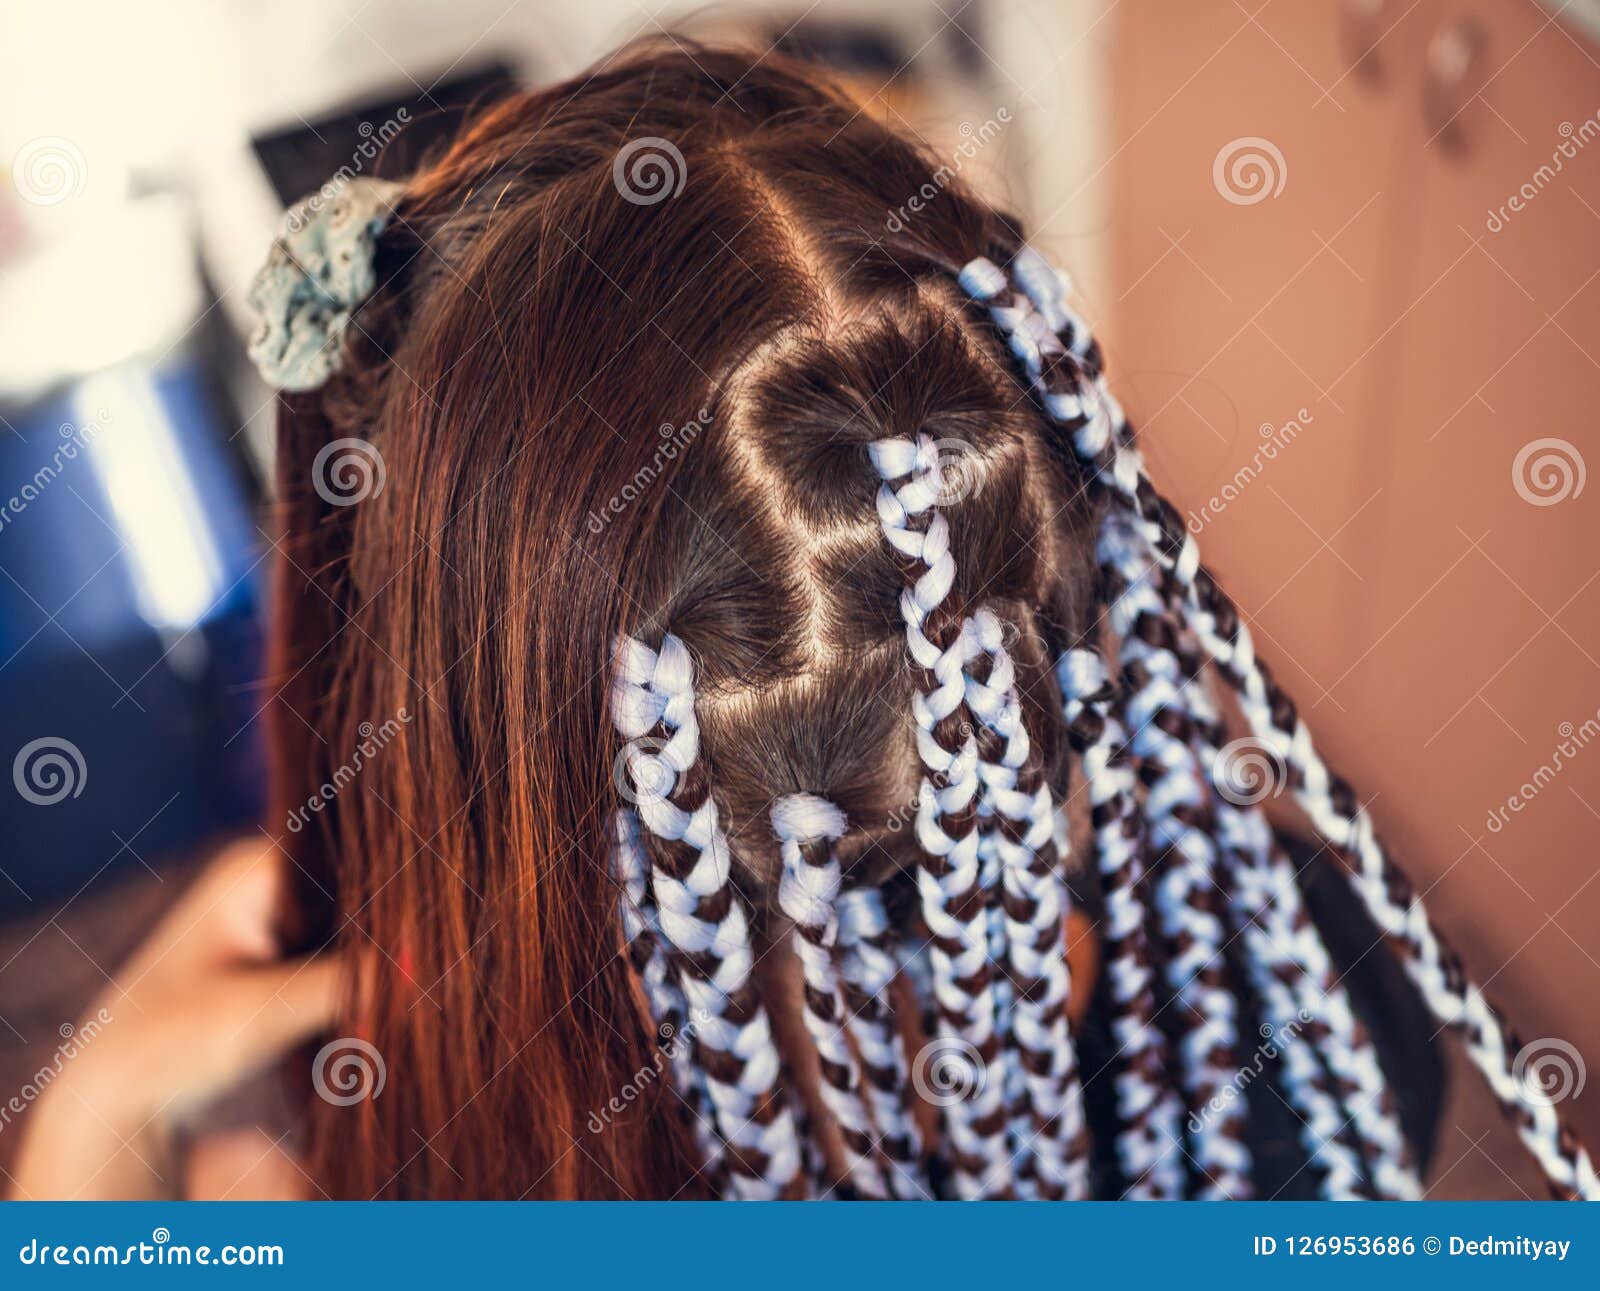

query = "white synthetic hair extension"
(870, 434), (1012, 1198)
(612, 808), (728, 1189)
(1101, 521), (1252, 1199)
(772, 793), (892, 1198)
(1057, 645), (1187, 1198)
(835, 886), (930, 1199)
(613, 632), (805, 1199)
(1179, 663), (1420, 1199)
(965, 608), (1091, 1200)
(967, 246), (1599, 1200)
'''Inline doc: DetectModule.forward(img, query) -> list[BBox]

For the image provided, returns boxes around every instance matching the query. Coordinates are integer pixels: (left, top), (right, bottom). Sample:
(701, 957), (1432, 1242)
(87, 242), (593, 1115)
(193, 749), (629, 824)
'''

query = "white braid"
(612, 808), (728, 1186)
(835, 887), (931, 1199)
(772, 793), (892, 1199)
(1189, 600), (1600, 1198)
(965, 608), (1091, 1200)
(1007, 248), (1408, 1197)
(613, 632), (804, 1199)
(870, 435), (1011, 1198)
(967, 247), (1599, 1200)
(1057, 647), (1187, 1198)
(1180, 671), (1421, 1199)
(1102, 523), (1252, 1199)
(1211, 802), (1390, 1199)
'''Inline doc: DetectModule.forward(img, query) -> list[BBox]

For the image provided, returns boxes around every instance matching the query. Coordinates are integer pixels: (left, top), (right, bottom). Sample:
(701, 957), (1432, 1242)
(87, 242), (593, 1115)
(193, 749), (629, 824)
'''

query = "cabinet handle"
(1423, 16), (1487, 155)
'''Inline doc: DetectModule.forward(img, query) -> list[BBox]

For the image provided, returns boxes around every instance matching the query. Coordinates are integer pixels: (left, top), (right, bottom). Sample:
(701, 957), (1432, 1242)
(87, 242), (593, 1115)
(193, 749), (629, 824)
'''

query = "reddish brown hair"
(268, 36), (1597, 1204)
(269, 38), (1097, 1199)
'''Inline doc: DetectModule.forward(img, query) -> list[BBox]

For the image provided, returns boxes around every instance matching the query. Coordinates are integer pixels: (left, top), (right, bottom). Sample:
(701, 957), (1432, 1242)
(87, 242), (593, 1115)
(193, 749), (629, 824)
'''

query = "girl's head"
(275, 38), (1099, 1200)
(264, 38), (1593, 1202)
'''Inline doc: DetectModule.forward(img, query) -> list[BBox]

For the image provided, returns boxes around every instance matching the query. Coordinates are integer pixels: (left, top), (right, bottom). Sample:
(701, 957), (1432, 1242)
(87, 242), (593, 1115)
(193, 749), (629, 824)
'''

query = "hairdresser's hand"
(9, 837), (340, 1200)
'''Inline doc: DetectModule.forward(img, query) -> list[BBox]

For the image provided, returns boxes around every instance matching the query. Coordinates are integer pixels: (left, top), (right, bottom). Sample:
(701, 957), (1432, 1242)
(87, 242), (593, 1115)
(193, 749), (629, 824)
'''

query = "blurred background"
(1, 0), (1596, 1199)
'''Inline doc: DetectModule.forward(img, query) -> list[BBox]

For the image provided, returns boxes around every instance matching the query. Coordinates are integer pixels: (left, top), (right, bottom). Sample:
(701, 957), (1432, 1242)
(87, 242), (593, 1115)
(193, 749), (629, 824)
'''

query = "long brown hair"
(269, 39), (1077, 1199)
(267, 38), (1597, 1201)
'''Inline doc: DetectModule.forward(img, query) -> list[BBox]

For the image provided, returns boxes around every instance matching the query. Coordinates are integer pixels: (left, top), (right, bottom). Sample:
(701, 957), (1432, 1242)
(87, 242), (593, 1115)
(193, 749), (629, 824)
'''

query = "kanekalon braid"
(1057, 645), (1186, 1199)
(1100, 526), (1253, 1199)
(771, 793), (893, 1199)
(1206, 800), (1386, 1200)
(965, 609), (1091, 1200)
(978, 819), (1025, 1185)
(966, 247), (1599, 1199)
(869, 435), (1011, 1198)
(1181, 584), (1599, 1198)
(1069, 280), (1415, 1201)
(834, 887), (930, 1199)
(1172, 628), (1420, 1200)
(612, 809), (729, 1189)
(1140, 590), (1377, 1199)
(612, 633), (805, 1200)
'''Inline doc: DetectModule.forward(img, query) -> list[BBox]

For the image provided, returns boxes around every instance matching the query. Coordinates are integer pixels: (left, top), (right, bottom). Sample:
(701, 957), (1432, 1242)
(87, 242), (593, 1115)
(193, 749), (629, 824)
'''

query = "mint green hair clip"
(246, 177), (405, 392)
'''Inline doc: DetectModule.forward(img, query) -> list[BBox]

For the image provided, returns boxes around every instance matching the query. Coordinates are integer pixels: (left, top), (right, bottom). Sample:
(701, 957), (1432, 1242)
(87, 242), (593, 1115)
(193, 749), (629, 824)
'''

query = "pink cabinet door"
(1107, 0), (1600, 1194)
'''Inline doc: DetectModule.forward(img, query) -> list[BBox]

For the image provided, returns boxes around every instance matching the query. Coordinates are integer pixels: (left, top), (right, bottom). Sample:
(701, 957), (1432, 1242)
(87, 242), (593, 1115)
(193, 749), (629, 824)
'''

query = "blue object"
(0, 354), (265, 914)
